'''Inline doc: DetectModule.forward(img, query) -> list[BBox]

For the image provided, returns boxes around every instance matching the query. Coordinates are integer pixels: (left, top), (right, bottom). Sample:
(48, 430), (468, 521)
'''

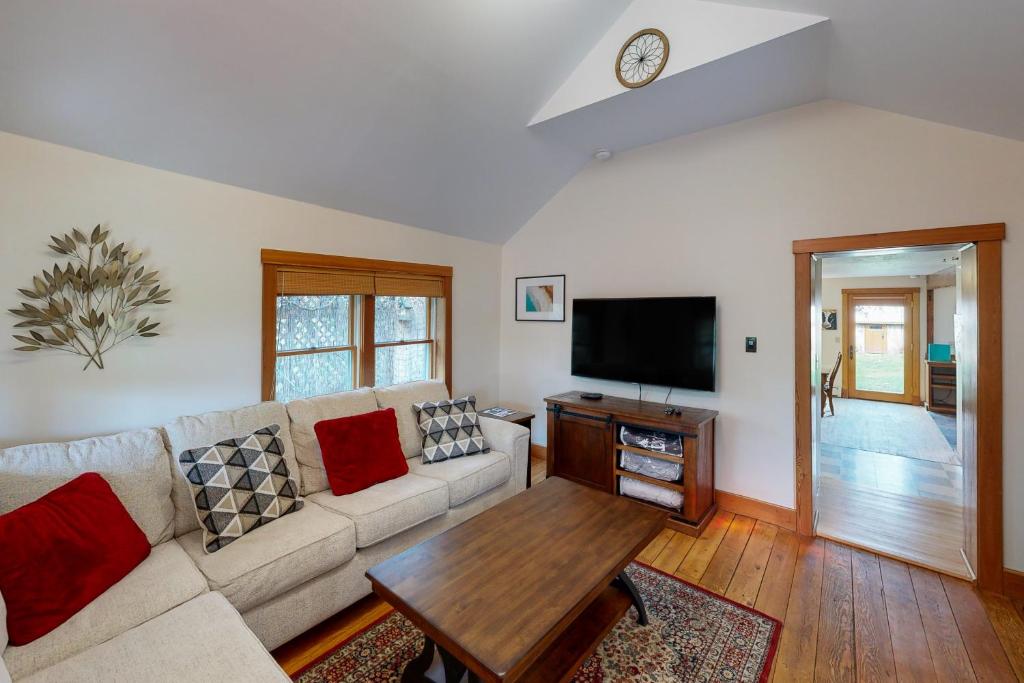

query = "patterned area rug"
(293, 563), (781, 683)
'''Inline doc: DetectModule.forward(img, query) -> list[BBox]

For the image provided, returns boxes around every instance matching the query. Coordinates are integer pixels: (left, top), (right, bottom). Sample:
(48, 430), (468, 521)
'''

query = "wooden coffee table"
(365, 476), (665, 682)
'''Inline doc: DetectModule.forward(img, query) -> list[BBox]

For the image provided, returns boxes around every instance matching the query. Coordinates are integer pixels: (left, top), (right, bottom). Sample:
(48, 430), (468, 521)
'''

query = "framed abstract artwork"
(515, 275), (565, 322)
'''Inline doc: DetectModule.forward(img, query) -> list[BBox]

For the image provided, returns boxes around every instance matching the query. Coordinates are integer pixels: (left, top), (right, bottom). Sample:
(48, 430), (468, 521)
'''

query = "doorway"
(819, 267), (964, 576)
(792, 223), (1005, 592)
(842, 288), (920, 405)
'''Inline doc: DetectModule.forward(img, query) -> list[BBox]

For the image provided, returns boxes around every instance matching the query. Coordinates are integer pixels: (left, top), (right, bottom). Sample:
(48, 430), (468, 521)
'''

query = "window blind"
(373, 275), (444, 298)
(277, 269), (374, 296)
(277, 268), (443, 297)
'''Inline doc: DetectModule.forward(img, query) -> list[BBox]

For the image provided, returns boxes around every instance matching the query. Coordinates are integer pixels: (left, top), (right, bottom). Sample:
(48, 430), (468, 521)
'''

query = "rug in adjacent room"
(293, 562), (781, 683)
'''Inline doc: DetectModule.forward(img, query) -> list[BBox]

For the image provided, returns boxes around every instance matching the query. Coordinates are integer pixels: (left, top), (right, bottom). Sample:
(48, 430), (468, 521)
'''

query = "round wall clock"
(616, 28), (670, 89)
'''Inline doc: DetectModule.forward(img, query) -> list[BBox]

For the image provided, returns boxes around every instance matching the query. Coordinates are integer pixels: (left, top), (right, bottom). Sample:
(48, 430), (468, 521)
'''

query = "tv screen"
(571, 297), (717, 391)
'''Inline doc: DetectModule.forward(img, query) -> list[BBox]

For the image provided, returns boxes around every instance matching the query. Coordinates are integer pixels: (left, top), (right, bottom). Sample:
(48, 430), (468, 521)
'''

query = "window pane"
(375, 296), (428, 343)
(276, 295), (350, 352)
(275, 350), (354, 402)
(375, 343), (430, 386)
(853, 304), (905, 394)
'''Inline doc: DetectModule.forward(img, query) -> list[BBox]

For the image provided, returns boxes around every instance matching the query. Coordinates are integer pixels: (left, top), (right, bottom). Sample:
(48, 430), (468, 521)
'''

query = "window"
(373, 296), (434, 387)
(261, 251), (451, 402)
(274, 295), (355, 403)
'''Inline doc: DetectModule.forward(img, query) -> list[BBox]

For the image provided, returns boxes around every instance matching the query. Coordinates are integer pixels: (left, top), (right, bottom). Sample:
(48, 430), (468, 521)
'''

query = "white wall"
(0, 132), (502, 447)
(498, 100), (1023, 569)
(933, 285), (957, 352)
(820, 276), (927, 394)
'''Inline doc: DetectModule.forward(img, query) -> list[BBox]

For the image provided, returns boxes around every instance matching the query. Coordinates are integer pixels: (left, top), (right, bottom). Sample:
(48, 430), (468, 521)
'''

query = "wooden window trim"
(261, 250), (453, 401)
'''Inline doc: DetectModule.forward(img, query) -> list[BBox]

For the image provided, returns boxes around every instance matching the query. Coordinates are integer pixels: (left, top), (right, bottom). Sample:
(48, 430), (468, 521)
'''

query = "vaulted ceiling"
(1, 1), (1021, 243)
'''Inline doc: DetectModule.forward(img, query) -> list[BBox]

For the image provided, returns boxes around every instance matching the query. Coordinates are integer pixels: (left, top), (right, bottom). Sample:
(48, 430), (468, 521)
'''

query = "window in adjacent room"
(261, 251), (451, 402)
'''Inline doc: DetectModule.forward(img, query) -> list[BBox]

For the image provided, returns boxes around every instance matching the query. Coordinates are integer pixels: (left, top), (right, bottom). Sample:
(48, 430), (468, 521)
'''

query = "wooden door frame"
(840, 288), (921, 405)
(793, 223), (1005, 592)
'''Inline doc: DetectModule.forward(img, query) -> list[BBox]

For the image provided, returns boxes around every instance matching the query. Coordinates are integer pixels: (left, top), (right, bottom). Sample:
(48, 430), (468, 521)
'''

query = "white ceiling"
(822, 247), (962, 279)
(715, 0), (1024, 142)
(0, 0), (627, 243)
(0, 1), (1021, 243)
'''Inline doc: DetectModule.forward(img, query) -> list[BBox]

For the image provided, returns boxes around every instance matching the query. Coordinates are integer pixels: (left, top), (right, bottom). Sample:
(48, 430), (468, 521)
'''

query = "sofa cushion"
(413, 395), (489, 464)
(1, 589), (10, 683)
(177, 424), (303, 553)
(315, 408), (409, 495)
(373, 380), (449, 458)
(286, 388), (380, 494)
(410, 450), (511, 507)
(20, 592), (290, 683)
(164, 401), (299, 537)
(309, 474), (448, 548)
(0, 473), (151, 646)
(0, 428), (174, 545)
(176, 502), (355, 612)
(3, 542), (207, 681)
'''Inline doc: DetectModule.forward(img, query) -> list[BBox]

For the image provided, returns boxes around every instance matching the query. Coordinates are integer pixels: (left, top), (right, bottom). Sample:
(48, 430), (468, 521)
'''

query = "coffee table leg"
(614, 571), (649, 626)
(438, 646), (468, 682)
(401, 635), (436, 682)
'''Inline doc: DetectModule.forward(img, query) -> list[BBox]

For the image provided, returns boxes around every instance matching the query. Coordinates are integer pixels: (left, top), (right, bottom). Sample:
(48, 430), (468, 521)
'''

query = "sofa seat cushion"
(410, 450), (511, 507)
(0, 428), (174, 545)
(164, 401), (300, 537)
(176, 502), (355, 612)
(309, 474), (448, 548)
(20, 592), (290, 683)
(373, 380), (450, 458)
(3, 542), (207, 681)
(285, 387), (380, 495)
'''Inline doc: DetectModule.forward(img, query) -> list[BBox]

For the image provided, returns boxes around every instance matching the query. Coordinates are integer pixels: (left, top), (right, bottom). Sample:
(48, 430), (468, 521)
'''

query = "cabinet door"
(548, 408), (613, 492)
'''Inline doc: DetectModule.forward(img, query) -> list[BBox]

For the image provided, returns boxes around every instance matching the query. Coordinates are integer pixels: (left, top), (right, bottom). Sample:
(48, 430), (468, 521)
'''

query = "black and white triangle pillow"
(178, 424), (303, 553)
(413, 395), (490, 464)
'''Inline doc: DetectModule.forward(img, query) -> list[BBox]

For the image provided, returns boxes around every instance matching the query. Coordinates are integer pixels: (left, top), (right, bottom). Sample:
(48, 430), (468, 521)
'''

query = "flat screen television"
(571, 297), (717, 391)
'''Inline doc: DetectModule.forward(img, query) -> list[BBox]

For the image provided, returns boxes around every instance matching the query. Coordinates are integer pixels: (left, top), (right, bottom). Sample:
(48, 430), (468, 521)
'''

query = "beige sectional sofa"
(0, 380), (529, 682)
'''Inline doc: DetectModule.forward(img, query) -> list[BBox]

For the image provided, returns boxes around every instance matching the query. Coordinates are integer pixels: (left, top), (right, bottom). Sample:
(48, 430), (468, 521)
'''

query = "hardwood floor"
(273, 465), (1023, 681)
(819, 414), (969, 578)
(816, 475), (969, 578)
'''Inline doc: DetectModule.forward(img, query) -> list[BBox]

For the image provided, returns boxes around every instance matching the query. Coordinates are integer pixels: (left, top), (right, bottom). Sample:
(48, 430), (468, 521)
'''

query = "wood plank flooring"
(273, 477), (1023, 681)
(816, 475), (969, 579)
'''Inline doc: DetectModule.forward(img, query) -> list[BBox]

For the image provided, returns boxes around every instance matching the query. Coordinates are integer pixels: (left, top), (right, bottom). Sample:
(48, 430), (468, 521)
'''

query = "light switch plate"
(745, 337), (757, 353)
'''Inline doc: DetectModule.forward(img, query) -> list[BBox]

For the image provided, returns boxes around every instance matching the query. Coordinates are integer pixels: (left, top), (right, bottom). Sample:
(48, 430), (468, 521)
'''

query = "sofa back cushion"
(0, 473), (151, 646)
(285, 388), (379, 494)
(373, 380), (450, 459)
(0, 429), (174, 545)
(164, 401), (298, 537)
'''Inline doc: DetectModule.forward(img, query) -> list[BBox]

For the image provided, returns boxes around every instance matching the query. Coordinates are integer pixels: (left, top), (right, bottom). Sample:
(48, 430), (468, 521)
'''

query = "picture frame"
(515, 275), (565, 322)
(822, 308), (838, 330)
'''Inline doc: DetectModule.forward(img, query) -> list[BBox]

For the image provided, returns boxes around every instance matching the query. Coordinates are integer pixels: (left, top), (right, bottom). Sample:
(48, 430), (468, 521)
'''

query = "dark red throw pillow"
(0, 472), (151, 645)
(314, 408), (410, 495)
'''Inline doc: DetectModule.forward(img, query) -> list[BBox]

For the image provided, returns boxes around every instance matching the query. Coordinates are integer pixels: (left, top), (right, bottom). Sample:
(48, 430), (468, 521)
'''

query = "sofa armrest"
(478, 416), (530, 493)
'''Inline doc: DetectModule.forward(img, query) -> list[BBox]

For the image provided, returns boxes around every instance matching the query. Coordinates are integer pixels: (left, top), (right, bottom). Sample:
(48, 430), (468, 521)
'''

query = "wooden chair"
(821, 351), (842, 417)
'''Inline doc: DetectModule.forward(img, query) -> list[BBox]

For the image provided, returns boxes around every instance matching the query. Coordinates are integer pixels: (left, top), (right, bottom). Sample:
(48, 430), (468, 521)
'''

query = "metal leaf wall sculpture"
(9, 225), (170, 370)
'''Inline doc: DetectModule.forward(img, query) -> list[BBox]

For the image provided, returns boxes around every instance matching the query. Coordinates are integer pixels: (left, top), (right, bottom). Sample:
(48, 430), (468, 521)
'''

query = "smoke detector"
(593, 148), (612, 161)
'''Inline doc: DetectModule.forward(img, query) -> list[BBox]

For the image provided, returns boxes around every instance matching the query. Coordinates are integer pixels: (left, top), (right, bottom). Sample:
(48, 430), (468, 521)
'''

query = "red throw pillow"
(314, 408), (410, 495)
(0, 472), (151, 645)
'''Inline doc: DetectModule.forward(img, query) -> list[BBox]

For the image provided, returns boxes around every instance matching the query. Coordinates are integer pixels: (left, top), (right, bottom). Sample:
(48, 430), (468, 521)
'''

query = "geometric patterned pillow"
(412, 396), (490, 464)
(177, 424), (303, 553)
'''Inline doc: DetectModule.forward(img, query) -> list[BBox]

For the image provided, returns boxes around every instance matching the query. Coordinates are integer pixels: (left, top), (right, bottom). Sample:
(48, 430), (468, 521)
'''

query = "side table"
(480, 409), (535, 488)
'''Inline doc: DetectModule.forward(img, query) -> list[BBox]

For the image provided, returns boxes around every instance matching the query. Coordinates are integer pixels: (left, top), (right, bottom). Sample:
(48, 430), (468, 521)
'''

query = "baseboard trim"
(530, 444), (546, 461)
(715, 490), (797, 531)
(1004, 567), (1024, 598)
